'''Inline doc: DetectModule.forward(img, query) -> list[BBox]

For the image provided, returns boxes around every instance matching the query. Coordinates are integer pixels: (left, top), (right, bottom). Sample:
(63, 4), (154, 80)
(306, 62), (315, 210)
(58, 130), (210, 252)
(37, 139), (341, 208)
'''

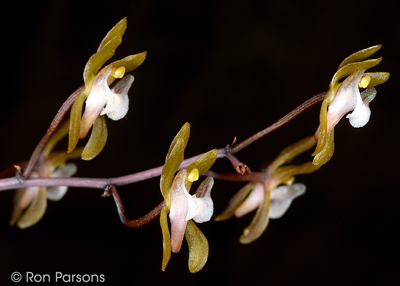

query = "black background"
(1, 0), (399, 285)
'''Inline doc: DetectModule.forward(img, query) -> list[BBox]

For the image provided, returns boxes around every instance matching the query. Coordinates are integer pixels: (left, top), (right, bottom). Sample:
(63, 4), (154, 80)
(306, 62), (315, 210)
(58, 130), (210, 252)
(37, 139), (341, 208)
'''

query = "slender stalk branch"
(204, 170), (267, 182)
(230, 91), (327, 154)
(106, 185), (163, 228)
(22, 85), (84, 179)
(0, 91), (326, 192)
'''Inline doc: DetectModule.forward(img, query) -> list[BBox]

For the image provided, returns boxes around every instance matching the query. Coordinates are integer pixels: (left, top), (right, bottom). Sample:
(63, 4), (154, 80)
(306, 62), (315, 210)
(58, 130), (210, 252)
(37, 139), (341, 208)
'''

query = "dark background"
(1, 0), (399, 285)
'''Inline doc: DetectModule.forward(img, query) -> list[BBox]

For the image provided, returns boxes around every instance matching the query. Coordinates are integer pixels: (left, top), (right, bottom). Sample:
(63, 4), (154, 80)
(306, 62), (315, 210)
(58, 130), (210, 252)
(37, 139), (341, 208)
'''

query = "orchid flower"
(10, 120), (82, 229)
(216, 136), (320, 244)
(159, 122), (217, 272)
(68, 18), (146, 160)
(312, 45), (389, 166)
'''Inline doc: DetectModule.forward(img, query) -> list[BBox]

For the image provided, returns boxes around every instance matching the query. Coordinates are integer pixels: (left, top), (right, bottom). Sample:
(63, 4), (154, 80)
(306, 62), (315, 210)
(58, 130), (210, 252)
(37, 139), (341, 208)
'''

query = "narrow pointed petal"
(185, 220), (209, 273)
(269, 183), (306, 219)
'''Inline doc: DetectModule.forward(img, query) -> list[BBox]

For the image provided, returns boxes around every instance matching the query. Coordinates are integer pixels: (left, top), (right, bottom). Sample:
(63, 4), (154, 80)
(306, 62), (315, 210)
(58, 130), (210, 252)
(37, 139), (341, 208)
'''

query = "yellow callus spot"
(187, 168), (199, 182)
(112, 66), (126, 79)
(359, 75), (371, 88)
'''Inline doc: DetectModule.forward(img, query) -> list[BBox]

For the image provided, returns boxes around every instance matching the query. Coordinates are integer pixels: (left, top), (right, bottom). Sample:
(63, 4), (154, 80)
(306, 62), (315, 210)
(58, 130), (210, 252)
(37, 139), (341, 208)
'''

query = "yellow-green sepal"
(83, 18), (127, 86)
(184, 149), (217, 189)
(185, 220), (209, 273)
(166, 122), (190, 160)
(272, 136), (316, 170)
(81, 115), (108, 160)
(338, 45), (381, 69)
(160, 206), (171, 271)
(44, 119), (71, 158)
(312, 128), (335, 166)
(111, 52), (147, 73)
(273, 162), (321, 187)
(160, 123), (191, 207)
(364, 72), (390, 88)
(239, 189), (270, 244)
(68, 89), (89, 153)
(333, 59), (380, 87)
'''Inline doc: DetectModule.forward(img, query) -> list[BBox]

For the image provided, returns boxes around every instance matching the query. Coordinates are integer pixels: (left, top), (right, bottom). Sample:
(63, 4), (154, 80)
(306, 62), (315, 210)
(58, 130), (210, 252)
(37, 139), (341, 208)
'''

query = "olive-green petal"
(81, 115), (108, 160)
(272, 136), (316, 170)
(364, 72), (390, 88)
(312, 128), (335, 166)
(160, 206), (171, 271)
(185, 149), (217, 189)
(333, 59), (381, 86)
(97, 18), (127, 52)
(239, 189), (270, 244)
(111, 52), (147, 73)
(68, 89), (89, 153)
(185, 220), (209, 273)
(338, 45), (381, 69)
(160, 138), (185, 206)
(83, 35), (123, 86)
(166, 122), (190, 160)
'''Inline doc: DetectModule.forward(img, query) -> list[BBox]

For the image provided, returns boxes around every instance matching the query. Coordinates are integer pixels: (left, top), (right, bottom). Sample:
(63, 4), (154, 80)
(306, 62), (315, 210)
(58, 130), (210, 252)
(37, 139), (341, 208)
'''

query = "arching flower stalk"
(312, 45), (389, 166)
(10, 120), (83, 229)
(159, 122), (217, 272)
(68, 18), (146, 160)
(216, 136), (320, 243)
